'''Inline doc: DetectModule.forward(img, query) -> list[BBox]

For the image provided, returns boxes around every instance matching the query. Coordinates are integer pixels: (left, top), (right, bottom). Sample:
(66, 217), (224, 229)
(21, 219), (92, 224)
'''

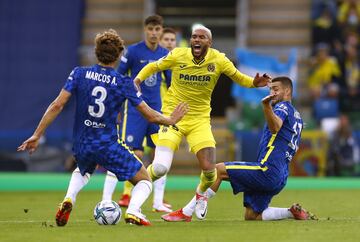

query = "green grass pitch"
(1, 189), (360, 242)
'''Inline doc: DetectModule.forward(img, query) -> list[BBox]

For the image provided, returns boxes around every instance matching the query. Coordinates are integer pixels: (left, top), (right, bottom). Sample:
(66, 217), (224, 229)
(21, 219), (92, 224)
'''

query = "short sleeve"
(273, 103), (289, 122)
(221, 54), (238, 77)
(63, 67), (79, 94)
(156, 48), (179, 70)
(117, 47), (132, 75)
(122, 77), (143, 107)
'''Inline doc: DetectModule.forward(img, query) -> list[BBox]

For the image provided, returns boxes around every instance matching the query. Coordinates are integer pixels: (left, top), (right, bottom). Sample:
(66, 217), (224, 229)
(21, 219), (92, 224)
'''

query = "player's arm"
(134, 49), (177, 92)
(117, 48), (132, 75)
(222, 56), (271, 87)
(261, 94), (283, 133)
(17, 89), (72, 154)
(136, 101), (188, 125)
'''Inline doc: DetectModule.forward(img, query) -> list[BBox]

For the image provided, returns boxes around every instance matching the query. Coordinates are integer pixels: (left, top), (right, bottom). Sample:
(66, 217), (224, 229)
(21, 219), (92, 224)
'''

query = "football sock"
(183, 188), (216, 216)
(102, 171), (118, 201)
(261, 207), (293, 220)
(153, 175), (167, 207)
(123, 180), (133, 196)
(65, 167), (90, 204)
(197, 169), (217, 193)
(127, 180), (152, 214)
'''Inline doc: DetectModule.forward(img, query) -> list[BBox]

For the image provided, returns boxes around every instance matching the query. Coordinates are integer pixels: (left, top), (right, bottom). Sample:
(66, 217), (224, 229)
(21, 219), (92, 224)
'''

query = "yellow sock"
(147, 164), (161, 181)
(123, 181), (133, 196)
(198, 169), (217, 193)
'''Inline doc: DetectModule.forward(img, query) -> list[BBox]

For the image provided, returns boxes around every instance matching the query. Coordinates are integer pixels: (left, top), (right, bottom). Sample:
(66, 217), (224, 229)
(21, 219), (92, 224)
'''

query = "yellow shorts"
(155, 117), (216, 154)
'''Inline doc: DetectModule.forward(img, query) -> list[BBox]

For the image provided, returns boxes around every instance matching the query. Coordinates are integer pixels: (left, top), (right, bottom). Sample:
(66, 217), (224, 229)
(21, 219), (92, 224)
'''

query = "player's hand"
(133, 78), (142, 94)
(170, 102), (189, 124)
(253, 73), (271, 87)
(17, 135), (41, 154)
(261, 94), (277, 105)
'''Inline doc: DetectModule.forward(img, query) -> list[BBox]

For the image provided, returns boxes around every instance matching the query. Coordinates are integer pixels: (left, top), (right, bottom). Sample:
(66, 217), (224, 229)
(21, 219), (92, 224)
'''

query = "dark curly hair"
(95, 29), (125, 64)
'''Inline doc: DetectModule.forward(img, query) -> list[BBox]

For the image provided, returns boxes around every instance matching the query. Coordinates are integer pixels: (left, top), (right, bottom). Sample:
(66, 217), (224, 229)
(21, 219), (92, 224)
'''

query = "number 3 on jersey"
(88, 86), (107, 118)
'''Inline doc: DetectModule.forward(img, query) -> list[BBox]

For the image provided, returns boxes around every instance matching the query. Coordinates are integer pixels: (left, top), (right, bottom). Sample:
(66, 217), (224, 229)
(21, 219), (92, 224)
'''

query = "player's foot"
(55, 198), (73, 226)
(289, 203), (318, 220)
(124, 212), (151, 226)
(161, 209), (192, 222)
(163, 199), (172, 209)
(195, 192), (208, 220)
(118, 194), (130, 207)
(152, 204), (173, 213)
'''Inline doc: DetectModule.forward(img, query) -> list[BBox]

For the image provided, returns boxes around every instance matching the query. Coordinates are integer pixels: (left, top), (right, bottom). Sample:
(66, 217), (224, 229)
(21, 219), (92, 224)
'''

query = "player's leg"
(147, 125), (182, 180)
(102, 171), (117, 201)
(117, 107), (147, 206)
(245, 200), (317, 220)
(162, 163), (226, 222)
(125, 165), (152, 226)
(118, 150), (144, 207)
(186, 120), (217, 195)
(185, 120), (217, 218)
(56, 156), (95, 226)
(101, 141), (152, 226)
(147, 129), (172, 212)
(243, 192), (293, 221)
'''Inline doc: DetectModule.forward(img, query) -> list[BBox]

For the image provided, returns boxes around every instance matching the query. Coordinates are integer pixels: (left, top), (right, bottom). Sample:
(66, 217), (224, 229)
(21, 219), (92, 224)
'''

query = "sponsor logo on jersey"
(84, 119), (106, 128)
(179, 74), (210, 82)
(179, 64), (187, 69)
(207, 63), (215, 72)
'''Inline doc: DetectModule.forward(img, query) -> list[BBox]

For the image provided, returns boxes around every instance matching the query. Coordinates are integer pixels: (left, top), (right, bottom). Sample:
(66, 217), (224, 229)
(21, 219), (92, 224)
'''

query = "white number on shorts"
(88, 86), (107, 118)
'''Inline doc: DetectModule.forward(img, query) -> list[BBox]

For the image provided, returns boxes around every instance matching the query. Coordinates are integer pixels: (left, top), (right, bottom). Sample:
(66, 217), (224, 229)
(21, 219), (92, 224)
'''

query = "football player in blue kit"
(17, 29), (188, 226)
(102, 15), (173, 212)
(162, 76), (317, 222)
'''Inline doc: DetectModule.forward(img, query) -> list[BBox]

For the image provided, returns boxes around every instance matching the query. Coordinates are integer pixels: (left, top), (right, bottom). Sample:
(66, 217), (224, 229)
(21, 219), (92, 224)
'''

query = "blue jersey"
(63, 64), (143, 150)
(224, 101), (303, 212)
(118, 41), (170, 109)
(257, 101), (303, 178)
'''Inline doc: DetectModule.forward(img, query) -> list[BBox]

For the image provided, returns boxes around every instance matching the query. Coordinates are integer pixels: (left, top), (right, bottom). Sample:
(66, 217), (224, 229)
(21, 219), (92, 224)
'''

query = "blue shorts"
(73, 141), (142, 181)
(120, 103), (159, 150)
(224, 161), (287, 213)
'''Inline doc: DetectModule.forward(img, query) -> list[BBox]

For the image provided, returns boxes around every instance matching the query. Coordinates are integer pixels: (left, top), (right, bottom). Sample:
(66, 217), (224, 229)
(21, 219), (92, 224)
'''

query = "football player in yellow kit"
(134, 24), (271, 219)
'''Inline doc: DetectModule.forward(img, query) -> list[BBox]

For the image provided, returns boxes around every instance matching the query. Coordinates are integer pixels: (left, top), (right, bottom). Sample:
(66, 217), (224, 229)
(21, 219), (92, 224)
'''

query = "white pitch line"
(0, 218), (360, 224)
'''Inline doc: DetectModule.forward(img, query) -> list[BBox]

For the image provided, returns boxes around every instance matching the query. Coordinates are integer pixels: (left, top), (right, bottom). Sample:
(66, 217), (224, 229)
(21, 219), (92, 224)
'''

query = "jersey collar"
(189, 48), (210, 66)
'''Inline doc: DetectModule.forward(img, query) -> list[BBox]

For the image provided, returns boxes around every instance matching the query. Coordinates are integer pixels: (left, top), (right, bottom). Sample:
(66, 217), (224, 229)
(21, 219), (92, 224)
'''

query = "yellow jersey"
(136, 47), (254, 118)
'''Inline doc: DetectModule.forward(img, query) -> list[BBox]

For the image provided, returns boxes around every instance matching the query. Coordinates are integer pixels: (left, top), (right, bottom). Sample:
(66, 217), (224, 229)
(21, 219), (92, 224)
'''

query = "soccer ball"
(93, 200), (122, 225)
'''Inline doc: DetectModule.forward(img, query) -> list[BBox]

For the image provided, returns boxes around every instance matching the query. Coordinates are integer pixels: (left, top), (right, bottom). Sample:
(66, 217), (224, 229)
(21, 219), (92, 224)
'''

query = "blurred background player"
(17, 29), (188, 226)
(102, 15), (173, 213)
(133, 24), (271, 217)
(162, 77), (317, 222)
(160, 27), (177, 51)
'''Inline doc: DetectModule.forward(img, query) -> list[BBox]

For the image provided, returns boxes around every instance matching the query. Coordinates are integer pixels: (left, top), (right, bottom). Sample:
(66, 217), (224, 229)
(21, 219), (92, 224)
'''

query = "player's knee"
(244, 214), (256, 221)
(153, 163), (169, 177)
(244, 208), (259, 221)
